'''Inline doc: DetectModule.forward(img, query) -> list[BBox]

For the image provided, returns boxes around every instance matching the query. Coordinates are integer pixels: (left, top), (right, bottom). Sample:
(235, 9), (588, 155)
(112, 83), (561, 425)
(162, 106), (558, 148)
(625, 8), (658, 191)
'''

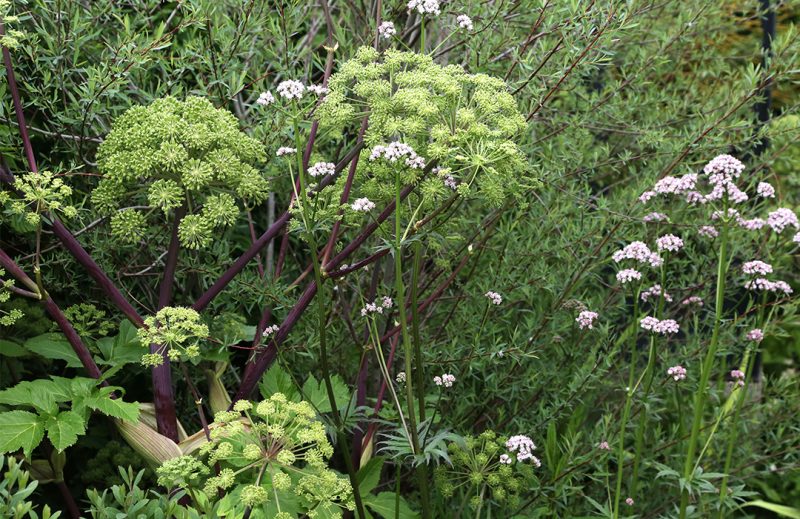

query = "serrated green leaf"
(364, 492), (420, 519)
(96, 320), (142, 366)
(259, 364), (300, 401)
(0, 379), (72, 415)
(85, 395), (139, 422)
(24, 333), (82, 368)
(46, 410), (86, 451)
(0, 410), (46, 457)
(302, 374), (350, 414)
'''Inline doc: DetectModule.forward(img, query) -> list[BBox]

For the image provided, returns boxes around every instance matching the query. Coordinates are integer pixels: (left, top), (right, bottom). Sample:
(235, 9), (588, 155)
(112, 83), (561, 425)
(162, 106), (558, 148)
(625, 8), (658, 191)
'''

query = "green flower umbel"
(137, 306), (209, 366)
(93, 96), (269, 249)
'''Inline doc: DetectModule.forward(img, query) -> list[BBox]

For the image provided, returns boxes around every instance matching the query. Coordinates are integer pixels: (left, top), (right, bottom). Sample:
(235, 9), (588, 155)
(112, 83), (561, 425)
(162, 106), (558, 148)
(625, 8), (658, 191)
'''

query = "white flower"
(276, 147), (296, 156)
(256, 91), (275, 106)
(306, 84), (328, 96)
(757, 182), (775, 198)
(456, 14), (474, 31)
(378, 21), (396, 39)
(276, 80), (305, 100)
(351, 198), (376, 212)
(485, 291), (502, 305)
(308, 162), (335, 178)
(408, 0), (441, 15)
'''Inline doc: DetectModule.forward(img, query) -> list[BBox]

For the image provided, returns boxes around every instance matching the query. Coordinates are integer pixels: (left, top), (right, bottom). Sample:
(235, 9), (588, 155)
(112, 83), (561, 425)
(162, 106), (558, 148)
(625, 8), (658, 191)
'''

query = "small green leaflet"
(259, 364), (300, 402)
(96, 320), (142, 367)
(85, 393), (139, 423)
(45, 410), (86, 451)
(363, 492), (420, 519)
(24, 333), (82, 367)
(0, 411), (46, 457)
(302, 374), (350, 414)
(0, 339), (27, 357)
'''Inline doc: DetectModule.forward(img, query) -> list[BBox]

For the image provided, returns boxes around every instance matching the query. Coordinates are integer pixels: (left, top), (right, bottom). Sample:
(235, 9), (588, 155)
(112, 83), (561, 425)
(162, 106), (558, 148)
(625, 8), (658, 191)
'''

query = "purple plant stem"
(232, 183), (417, 402)
(149, 207), (185, 442)
(1, 22), (144, 328)
(192, 144), (363, 313)
(0, 248), (106, 383)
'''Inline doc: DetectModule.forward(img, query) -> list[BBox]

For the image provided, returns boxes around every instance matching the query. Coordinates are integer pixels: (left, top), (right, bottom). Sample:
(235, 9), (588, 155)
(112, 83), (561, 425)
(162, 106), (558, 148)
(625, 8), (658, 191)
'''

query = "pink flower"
(640, 284), (672, 303)
(767, 208), (799, 233)
(351, 198), (376, 212)
(643, 212), (669, 223)
(308, 161), (335, 177)
(378, 21), (396, 39)
(598, 441), (610, 451)
(681, 296), (704, 307)
(742, 260), (773, 276)
(625, 497), (635, 506)
(730, 369), (745, 387)
(499, 454), (512, 464)
(656, 234), (684, 253)
(370, 142), (426, 169)
(640, 316), (679, 335)
(612, 242), (663, 268)
(794, 232), (800, 244)
(456, 14), (474, 30)
(744, 278), (793, 295)
(485, 291), (503, 305)
(616, 269), (642, 284)
(576, 311), (599, 330)
(703, 154), (745, 178)
(746, 328), (764, 342)
(263, 324), (279, 336)
(698, 225), (719, 238)
(757, 182), (776, 198)
(667, 365), (687, 381)
(711, 208), (740, 221)
(639, 191), (656, 203)
(639, 316), (660, 331)
(738, 217), (766, 231)
(433, 373), (455, 387)
(653, 174), (697, 195)
(506, 435), (540, 466)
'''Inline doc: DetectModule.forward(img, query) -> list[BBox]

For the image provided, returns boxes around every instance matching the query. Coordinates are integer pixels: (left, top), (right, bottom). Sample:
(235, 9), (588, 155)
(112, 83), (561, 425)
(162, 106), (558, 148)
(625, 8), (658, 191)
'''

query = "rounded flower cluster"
(612, 241), (663, 268)
(767, 208), (799, 234)
(308, 161), (336, 178)
(0, 271), (24, 327)
(3, 171), (77, 226)
(667, 365), (687, 381)
(730, 369), (745, 387)
(744, 278), (793, 295)
(640, 284), (672, 303)
(698, 225), (719, 238)
(656, 234), (684, 253)
(681, 296), (704, 307)
(276, 147), (296, 156)
(616, 269), (642, 284)
(575, 310), (599, 330)
(639, 316), (679, 335)
(456, 14), (474, 31)
(137, 306), (209, 366)
(434, 373), (456, 387)
(643, 212), (668, 223)
(369, 142), (426, 169)
(757, 182), (776, 198)
(485, 291), (503, 305)
(350, 197), (376, 212)
(408, 0), (441, 15)
(378, 21), (396, 39)
(742, 260), (773, 276)
(703, 154), (745, 178)
(746, 328), (764, 343)
(256, 91), (275, 106)
(276, 80), (306, 100)
(93, 96), (267, 249)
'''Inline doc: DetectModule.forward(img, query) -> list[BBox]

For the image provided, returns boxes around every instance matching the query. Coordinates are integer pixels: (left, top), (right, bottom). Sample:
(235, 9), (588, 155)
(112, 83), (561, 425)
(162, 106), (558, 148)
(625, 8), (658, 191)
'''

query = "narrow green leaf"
(357, 456), (385, 495)
(743, 500), (800, 519)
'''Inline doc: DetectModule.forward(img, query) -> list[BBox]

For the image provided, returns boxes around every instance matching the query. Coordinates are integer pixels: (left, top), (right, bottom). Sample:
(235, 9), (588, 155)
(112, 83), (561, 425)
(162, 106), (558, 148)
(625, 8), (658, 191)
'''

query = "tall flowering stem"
(679, 219), (729, 518)
(612, 294), (638, 519)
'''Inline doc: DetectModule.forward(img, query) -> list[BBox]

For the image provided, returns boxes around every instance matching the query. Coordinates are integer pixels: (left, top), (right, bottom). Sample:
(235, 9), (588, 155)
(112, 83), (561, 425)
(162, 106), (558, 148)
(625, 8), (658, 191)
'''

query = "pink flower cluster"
(378, 21), (396, 39)
(256, 91), (275, 106)
(698, 225), (719, 238)
(746, 328), (764, 342)
(640, 284), (672, 303)
(744, 278), (793, 295)
(351, 197), (376, 212)
(643, 212), (669, 223)
(681, 296), (704, 307)
(308, 161), (336, 177)
(598, 440), (610, 451)
(757, 182), (775, 198)
(667, 365), (687, 381)
(576, 310), (599, 330)
(506, 435), (541, 466)
(656, 234), (684, 252)
(703, 154), (745, 177)
(263, 324), (279, 336)
(433, 373), (455, 387)
(730, 369), (745, 387)
(767, 208), (799, 234)
(485, 291), (503, 305)
(742, 260), (773, 276)
(360, 296), (394, 316)
(612, 241), (662, 268)
(640, 316), (680, 335)
(738, 217), (766, 231)
(369, 142), (426, 169)
(616, 269), (642, 284)
(456, 14), (474, 30)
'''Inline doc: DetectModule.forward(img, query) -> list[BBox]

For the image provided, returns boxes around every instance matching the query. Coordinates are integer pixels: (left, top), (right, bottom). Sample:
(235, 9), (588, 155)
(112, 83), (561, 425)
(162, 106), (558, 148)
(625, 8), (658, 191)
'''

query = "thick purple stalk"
(1, 22), (144, 328)
(232, 182), (417, 401)
(0, 249), (106, 382)
(149, 207), (185, 441)
(193, 144), (363, 312)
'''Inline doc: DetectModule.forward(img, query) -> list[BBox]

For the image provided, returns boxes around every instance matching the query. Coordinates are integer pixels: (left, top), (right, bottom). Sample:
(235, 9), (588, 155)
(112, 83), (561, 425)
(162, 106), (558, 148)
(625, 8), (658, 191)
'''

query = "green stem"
(612, 295), (639, 519)
(411, 241), (426, 422)
(679, 219), (729, 518)
(394, 171), (432, 519)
